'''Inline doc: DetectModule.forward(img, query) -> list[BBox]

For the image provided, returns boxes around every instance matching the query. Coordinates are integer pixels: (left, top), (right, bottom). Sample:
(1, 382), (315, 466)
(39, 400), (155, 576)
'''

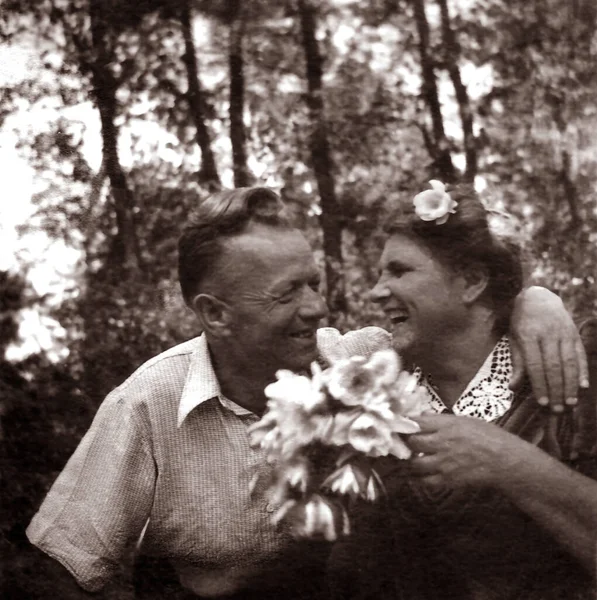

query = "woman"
(329, 183), (597, 600)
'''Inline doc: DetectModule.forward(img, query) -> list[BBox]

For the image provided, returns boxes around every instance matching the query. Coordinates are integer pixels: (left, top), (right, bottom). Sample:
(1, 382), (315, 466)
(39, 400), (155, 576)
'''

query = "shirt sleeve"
(26, 391), (156, 592)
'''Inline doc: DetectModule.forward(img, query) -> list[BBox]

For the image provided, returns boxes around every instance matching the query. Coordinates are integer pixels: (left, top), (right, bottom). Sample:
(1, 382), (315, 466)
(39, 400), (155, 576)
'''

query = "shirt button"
(266, 503), (276, 513)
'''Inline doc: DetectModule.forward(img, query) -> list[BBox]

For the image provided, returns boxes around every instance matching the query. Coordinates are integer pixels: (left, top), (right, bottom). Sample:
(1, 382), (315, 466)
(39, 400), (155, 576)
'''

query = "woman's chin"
(390, 325), (416, 356)
(392, 334), (417, 363)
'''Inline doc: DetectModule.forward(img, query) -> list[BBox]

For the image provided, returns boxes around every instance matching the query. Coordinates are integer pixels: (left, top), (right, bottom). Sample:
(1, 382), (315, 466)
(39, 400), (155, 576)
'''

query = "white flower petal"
(389, 433), (413, 459)
(322, 463), (362, 496)
(341, 508), (351, 536)
(348, 413), (392, 456)
(323, 515), (337, 541)
(272, 499), (296, 525)
(413, 182), (456, 224)
(275, 369), (297, 380)
(304, 499), (316, 534)
(365, 349), (401, 385)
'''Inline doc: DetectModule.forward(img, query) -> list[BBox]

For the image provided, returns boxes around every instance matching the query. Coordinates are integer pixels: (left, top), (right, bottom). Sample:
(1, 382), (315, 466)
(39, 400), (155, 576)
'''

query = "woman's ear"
(191, 293), (232, 337)
(460, 266), (490, 305)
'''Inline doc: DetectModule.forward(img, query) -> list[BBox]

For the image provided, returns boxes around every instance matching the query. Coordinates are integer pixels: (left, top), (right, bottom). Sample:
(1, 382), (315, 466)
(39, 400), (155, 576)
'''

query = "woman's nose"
(370, 280), (390, 303)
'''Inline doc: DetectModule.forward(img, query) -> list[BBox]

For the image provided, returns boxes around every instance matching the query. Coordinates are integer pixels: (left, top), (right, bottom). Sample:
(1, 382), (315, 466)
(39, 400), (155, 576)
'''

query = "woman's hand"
(408, 413), (597, 572)
(407, 414), (532, 489)
(510, 286), (589, 412)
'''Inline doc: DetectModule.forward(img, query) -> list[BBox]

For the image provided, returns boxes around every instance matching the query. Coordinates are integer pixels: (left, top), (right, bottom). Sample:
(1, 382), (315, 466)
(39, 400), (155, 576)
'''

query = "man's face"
(215, 223), (328, 373)
(370, 233), (467, 361)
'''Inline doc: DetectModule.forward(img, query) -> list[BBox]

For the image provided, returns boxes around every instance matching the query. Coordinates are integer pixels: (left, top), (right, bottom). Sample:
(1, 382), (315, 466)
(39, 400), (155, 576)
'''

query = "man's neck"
(208, 342), (273, 416)
(411, 314), (500, 410)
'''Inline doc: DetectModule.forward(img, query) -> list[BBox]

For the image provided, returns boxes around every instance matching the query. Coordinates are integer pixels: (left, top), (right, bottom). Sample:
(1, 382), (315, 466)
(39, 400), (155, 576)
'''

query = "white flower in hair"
(413, 180), (458, 224)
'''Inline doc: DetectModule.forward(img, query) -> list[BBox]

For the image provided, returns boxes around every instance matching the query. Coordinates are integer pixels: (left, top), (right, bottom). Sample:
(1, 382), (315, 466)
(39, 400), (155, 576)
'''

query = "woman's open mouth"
(389, 314), (408, 325)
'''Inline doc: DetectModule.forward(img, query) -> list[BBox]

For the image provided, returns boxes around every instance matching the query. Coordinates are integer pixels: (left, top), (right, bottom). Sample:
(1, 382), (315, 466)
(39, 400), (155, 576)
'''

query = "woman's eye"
(389, 266), (407, 277)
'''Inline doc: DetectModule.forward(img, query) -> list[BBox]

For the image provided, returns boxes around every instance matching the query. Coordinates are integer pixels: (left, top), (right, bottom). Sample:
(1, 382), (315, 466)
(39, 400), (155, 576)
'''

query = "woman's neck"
(413, 326), (501, 410)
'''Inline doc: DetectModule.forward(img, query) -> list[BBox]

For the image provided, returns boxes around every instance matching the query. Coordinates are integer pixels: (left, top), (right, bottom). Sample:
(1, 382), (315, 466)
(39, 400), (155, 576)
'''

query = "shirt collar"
(415, 336), (514, 421)
(177, 334), (253, 427)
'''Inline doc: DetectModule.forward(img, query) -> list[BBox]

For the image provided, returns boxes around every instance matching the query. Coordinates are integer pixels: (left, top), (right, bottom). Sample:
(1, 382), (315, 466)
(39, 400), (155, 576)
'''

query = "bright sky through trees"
(1, 1), (595, 358)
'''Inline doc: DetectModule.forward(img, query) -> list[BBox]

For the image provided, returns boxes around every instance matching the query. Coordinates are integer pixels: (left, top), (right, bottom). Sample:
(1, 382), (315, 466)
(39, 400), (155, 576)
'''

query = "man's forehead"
(224, 223), (310, 257)
(215, 224), (317, 286)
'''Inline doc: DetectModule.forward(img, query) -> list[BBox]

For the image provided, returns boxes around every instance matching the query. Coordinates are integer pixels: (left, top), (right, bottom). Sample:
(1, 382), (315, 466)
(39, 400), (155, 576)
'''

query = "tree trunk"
(228, 0), (250, 188)
(411, 0), (456, 182)
(89, 0), (142, 275)
(560, 151), (581, 231)
(436, 0), (477, 182)
(297, 0), (347, 324)
(180, 0), (220, 188)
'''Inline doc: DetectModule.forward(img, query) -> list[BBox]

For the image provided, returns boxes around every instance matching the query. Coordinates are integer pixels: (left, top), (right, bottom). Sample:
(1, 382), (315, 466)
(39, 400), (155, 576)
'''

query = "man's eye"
(309, 280), (321, 292)
(278, 291), (295, 304)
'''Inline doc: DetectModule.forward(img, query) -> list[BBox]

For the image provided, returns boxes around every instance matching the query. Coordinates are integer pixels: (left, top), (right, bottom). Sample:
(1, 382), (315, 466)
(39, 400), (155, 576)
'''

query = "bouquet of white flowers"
(248, 349), (429, 541)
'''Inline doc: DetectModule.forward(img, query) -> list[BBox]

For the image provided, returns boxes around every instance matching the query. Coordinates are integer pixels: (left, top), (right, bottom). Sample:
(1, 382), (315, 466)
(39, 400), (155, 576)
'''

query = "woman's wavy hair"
(384, 184), (525, 335)
(178, 187), (292, 306)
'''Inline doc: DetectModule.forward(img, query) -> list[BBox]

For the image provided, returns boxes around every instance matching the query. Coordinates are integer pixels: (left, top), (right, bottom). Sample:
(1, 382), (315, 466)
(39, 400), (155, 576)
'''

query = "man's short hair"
(178, 187), (292, 306)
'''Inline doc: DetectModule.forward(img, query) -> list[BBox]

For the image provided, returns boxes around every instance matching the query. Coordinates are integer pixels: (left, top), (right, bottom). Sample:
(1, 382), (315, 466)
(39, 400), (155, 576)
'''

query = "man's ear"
(191, 293), (232, 337)
(460, 266), (490, 305)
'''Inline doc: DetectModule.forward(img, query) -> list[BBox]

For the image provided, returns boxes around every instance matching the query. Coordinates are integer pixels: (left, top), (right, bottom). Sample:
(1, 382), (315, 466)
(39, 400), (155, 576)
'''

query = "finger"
(409, 454), (441, 476)
(559, 337), (579, 408)
(509, 340), (525, 390)
(542, 338), (565, 412)
(518, 338), (549, 407)
(411, 413), (454, 432)
(406, 433), (441, 455)
(410, 416), (439, 433)
(575, 336), (590, 390)
(419, 474), (446, 490)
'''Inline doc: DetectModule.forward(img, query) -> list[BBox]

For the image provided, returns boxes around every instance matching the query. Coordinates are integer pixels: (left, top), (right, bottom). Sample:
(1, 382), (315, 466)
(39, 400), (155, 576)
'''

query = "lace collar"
(413, 336), (514, 422)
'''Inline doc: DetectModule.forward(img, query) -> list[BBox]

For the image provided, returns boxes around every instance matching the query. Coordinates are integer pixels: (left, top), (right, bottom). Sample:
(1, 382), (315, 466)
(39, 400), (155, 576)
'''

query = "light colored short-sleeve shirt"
(27, 327), (390, 595)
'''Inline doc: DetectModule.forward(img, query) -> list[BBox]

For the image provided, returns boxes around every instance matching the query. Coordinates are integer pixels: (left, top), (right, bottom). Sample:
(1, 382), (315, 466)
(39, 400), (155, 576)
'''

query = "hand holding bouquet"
(248, 349), (429, 540)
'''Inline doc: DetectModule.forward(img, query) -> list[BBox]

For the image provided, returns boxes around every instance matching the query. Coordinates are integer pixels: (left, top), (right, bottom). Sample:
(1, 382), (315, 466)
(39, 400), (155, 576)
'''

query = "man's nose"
(299, 287), (329, 322)
(369, 279), (390, 303)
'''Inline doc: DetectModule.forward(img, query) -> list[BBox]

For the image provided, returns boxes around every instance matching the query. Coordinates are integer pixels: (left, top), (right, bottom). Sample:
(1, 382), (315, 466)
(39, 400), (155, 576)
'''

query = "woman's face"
(370, 233), (469, 361)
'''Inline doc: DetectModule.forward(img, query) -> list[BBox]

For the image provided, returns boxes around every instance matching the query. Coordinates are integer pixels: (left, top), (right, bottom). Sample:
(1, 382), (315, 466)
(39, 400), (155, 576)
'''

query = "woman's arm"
(409, 414), (597, 575)
(496, 443), (597, 575)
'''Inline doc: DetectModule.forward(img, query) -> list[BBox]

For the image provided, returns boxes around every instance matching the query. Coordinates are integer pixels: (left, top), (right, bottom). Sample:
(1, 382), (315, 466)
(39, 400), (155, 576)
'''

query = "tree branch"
(228, 0), (250, 187)
(436, 0), (477, 182)
(410, 0), (455, 182)
(179, 0), (220, 187)
(297, 0), (347, 322)
(88, 0), (143, 275)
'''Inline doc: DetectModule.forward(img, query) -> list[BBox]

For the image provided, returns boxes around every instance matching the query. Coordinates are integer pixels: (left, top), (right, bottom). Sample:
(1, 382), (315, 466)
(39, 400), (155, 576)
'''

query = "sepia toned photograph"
(1, 0), (596, 598)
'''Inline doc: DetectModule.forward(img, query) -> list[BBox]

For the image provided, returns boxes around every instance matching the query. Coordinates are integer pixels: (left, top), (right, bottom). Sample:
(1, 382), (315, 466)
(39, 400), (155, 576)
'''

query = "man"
(26, 187), (587, 598)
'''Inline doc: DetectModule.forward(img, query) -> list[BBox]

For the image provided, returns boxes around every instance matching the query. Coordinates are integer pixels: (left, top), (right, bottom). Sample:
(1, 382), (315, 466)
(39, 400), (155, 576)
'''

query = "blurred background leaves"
(1, 0), (596, 595)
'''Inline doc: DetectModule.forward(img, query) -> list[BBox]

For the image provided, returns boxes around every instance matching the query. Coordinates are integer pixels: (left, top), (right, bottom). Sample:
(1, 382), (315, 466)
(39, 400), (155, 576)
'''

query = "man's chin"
(283, 350), (318, 374)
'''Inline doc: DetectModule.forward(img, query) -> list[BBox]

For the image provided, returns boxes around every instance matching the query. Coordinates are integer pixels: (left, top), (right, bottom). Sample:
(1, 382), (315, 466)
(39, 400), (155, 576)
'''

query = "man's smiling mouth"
(290, 329), (316, 339)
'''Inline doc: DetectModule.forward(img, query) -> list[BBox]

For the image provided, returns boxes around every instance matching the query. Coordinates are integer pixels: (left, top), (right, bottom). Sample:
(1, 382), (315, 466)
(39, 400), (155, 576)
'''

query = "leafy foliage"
(1, 0), (597, 594)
